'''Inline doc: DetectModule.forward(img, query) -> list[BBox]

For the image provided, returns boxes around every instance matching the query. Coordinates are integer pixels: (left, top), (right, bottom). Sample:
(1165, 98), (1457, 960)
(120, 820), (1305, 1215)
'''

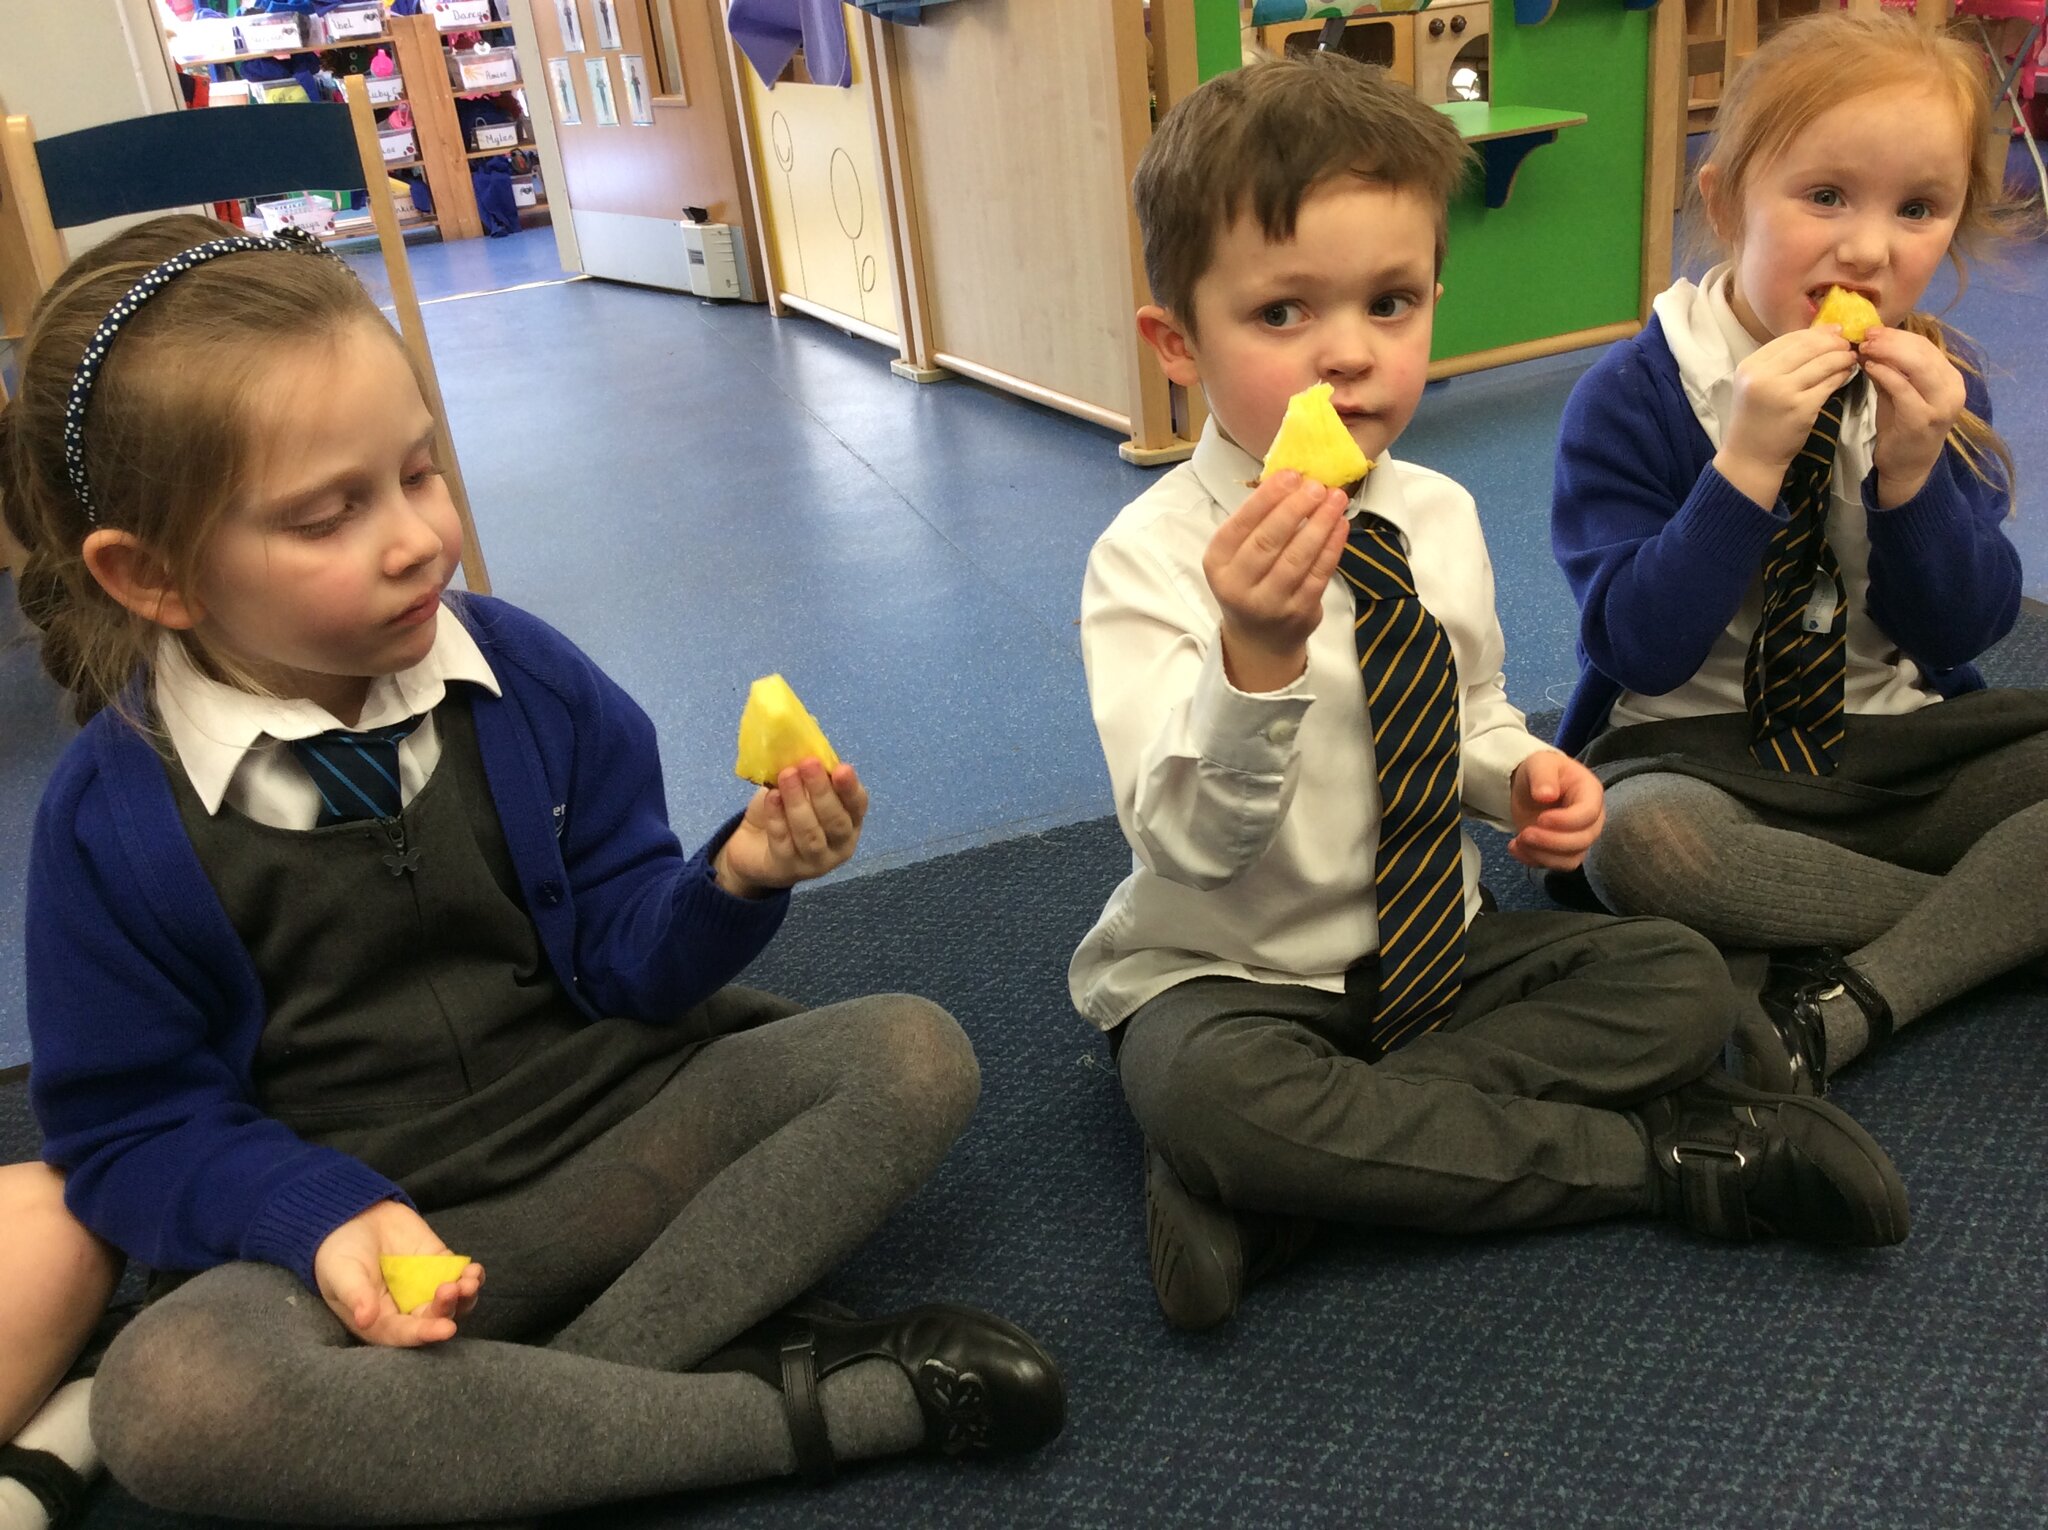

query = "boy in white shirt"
(1074, 52), (1911, 1331)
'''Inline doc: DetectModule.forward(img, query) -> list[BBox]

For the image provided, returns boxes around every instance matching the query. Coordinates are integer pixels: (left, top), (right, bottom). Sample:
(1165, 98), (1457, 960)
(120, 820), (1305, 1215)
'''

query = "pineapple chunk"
(1260, 382), (1371, 489)
(1812, 286), (1881, 344)
(379, 1253), (473, 1314)
(734, 673), (840, 786)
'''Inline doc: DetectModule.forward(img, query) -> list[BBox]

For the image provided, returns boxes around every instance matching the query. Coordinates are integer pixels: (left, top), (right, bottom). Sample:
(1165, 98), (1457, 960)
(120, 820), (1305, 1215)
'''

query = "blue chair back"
(35, 103), (366, 229)
(3, 89), (492, 594)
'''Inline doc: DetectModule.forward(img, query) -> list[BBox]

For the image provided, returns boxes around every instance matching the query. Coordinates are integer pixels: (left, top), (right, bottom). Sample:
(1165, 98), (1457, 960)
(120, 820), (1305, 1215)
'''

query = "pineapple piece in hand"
(1812, 286), (1881, 344)
(734, 673), (840, 786)
(379, 1253), (472, 1315)
(1260, 382), (1371, 489)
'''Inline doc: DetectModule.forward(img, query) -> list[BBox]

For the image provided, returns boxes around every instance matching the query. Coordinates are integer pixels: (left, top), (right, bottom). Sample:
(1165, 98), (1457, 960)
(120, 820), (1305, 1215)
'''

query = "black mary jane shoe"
(1758, 948), (1896, 1097)
(1755, 973), (1830, 1097)
(0, 1444), (90, 1530)
(698, 1302), (1066, 1483)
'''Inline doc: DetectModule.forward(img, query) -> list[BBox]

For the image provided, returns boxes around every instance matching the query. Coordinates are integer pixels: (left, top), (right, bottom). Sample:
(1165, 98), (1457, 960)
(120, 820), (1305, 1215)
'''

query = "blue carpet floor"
(8, 611), (2045, 1528)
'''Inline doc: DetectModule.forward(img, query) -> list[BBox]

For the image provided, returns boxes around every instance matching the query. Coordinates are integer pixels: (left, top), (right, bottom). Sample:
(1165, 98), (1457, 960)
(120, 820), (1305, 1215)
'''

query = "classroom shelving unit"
(150, 2), (548, 242)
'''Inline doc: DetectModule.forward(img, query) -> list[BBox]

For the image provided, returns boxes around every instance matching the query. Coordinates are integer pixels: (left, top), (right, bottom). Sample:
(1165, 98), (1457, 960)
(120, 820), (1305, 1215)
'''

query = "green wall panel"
(1193, 0), (1246, 81)
(1433, 1), (1649, 361)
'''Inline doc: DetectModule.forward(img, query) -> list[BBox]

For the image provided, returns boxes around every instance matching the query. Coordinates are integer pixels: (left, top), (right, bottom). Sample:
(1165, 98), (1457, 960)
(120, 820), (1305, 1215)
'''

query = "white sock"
(0, 1379), (98, 1530)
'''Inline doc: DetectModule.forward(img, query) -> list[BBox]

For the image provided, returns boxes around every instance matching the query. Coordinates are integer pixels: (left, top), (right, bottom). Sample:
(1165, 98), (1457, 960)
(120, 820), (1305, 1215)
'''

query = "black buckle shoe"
(699, 1302), (1066, 1482)
(1759, 948), (1896, 1096)
(1145, 1149), (1316, 1332)
(1640, 1070), (1909, 1247)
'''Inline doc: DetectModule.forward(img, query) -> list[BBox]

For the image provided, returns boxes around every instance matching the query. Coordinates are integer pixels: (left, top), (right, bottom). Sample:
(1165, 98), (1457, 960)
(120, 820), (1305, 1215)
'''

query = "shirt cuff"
(1186, 639), (1315, 776)
(1464, 733), (1553, 827)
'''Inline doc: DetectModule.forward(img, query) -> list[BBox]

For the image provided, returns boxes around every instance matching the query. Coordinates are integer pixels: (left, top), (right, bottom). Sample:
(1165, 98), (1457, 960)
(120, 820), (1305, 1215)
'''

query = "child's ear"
(1136, 304), (1202, 389)
(1696, 163), (1730, 244)
(81, 530), (203, 630)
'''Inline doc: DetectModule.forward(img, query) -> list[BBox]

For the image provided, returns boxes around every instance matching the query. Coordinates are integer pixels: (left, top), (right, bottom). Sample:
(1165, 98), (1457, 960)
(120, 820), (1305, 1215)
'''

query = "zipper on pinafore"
(377, 814), (421, 877)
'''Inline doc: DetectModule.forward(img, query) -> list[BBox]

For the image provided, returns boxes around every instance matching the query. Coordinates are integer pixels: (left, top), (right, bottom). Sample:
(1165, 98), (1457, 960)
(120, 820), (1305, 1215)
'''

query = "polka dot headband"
(62, 227), (335, 524)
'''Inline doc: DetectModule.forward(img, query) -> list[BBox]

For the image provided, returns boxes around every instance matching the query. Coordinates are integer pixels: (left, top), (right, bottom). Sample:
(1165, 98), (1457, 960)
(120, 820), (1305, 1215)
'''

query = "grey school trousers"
(1117, 910), (1737, 1231)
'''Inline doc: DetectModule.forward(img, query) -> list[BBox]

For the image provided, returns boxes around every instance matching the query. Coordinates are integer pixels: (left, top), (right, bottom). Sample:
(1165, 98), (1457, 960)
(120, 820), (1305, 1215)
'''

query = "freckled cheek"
(1383, 350), (1431, 418)
(292, 569), (384, 636)
(1224, 356), (1299, 437)
(1743, 243), (1808, 332)
(1891, 242), (1948, 309)
(1233, 342), (1299, 394)
(437, 512), (464, 570)
(295, 610), (368, 652)
(1739, 227), (1786, 279)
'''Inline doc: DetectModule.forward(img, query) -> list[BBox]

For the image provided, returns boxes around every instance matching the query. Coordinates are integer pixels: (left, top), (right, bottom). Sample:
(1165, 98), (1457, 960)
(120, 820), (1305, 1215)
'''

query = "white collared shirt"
(1611, 268), (1935, 728)
(154, 602), (504, 829)
(1069, 420), (1551, 1029)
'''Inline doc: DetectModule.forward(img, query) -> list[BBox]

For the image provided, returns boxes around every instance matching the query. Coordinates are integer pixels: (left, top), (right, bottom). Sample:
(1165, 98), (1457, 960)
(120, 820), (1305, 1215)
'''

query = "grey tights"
(1585, 731), (2048, 1070)
(88, 995), (980, 1524)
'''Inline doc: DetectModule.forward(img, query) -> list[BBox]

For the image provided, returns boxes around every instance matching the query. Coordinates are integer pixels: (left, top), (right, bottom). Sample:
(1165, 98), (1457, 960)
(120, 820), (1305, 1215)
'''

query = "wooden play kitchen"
(712, 0), (1689, 464)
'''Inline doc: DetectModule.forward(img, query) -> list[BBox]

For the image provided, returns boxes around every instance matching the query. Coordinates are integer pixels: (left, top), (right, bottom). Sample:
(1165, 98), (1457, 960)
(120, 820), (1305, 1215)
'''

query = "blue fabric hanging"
(726, 0), (852, 88)
(457, 93), (523, 228)
(455, 95), (515, 139)
(472, 161), (519, 237)
(848, 0), (922, 20)
(847, 0), (970, 23)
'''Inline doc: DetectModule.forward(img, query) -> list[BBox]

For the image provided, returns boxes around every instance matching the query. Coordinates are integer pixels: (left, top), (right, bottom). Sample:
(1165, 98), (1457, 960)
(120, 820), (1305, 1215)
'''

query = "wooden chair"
(0, 80), (490, 592)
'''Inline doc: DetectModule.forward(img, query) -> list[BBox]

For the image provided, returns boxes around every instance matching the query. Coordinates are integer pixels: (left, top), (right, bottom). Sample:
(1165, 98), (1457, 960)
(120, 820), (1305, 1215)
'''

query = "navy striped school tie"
(1339, 514), (1466, 1054)
(289, 717), (425, 826)
(1745, 384), (1853, 774)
